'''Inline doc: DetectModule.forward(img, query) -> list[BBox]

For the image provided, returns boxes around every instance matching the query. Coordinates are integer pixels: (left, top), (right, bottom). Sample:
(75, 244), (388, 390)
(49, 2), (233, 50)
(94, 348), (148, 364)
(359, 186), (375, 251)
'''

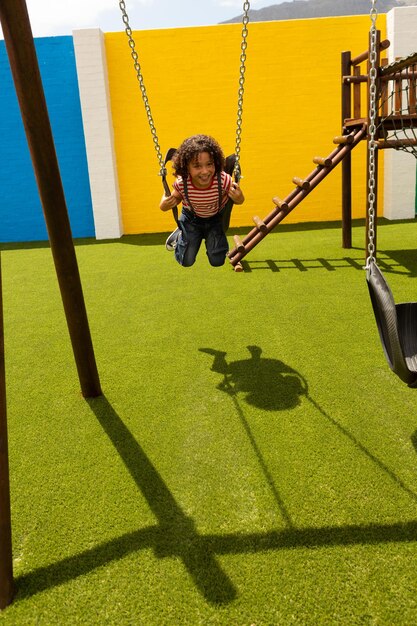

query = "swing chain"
(119, 0), (167, 179)
(366, 0), (378, 267)
(119, 0), (250, 184)
(234, 1), (250, 179)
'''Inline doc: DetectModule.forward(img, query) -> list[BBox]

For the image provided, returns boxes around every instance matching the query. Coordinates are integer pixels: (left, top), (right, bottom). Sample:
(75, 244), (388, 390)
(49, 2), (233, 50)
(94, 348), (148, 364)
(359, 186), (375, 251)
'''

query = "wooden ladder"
(228, 124), (367, 271)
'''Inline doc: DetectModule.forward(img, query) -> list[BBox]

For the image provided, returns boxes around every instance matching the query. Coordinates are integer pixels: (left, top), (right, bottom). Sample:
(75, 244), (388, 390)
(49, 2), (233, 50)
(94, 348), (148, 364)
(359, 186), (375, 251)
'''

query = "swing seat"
(366, 261), (417, 387)
(225, 153), (238, 178)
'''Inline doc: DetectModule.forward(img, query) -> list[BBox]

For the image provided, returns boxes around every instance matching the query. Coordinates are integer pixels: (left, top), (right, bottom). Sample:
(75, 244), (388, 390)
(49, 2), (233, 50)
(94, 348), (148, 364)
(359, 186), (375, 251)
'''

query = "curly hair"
(172, 135), (225, 179)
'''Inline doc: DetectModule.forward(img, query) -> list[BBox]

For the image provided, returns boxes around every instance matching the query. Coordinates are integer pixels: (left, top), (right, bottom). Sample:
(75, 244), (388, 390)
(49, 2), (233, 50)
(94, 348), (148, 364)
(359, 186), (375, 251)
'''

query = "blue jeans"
(175, 208), (229, 267)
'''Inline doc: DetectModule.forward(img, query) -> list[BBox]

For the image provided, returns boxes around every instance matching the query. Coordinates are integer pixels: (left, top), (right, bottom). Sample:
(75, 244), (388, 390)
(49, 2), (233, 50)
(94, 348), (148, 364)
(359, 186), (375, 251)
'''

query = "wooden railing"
(341, 38), (390, 127)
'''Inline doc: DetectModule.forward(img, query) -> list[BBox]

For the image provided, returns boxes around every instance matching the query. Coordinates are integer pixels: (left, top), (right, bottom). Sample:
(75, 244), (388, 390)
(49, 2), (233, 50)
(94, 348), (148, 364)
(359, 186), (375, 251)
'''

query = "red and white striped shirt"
(174, 172), (232, 218)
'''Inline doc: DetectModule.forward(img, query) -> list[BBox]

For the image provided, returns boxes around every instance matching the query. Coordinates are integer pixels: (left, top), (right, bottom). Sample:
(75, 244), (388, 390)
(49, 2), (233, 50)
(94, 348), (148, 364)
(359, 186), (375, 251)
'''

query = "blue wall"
(0, 36), (94, 243)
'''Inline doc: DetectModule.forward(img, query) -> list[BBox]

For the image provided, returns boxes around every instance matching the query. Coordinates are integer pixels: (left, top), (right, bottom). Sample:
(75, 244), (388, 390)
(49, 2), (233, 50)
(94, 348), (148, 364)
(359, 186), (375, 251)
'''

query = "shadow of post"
(87, 396), (236, 604)
(379, 249), (417, 277)
(12, 393), (417, 604)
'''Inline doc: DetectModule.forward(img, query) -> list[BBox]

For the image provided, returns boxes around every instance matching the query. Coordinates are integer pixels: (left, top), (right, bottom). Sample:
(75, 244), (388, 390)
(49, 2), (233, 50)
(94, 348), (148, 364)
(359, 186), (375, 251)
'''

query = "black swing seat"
(367, 261), (417, 387)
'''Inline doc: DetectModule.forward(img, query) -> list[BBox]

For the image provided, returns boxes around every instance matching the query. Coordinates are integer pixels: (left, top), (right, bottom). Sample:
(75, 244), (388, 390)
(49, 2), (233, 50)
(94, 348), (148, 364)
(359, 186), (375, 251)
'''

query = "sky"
(0, 0), (285, 39)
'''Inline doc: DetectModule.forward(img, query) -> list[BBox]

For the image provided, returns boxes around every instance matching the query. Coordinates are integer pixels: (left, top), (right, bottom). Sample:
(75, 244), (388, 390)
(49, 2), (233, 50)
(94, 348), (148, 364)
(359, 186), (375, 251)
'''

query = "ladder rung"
(333, 134), (354, 145)
(292, 177), (310, 191)
(272, 197), (289, 210)
(233, 235), (245, 252)
(313, 156), (332, 167)
(252, 215), (268, 232)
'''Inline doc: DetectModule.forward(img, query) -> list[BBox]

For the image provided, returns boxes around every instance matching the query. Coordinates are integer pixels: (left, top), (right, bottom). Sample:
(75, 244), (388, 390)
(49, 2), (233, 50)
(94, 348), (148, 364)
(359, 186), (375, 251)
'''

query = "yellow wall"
(105, 16), (386, 234)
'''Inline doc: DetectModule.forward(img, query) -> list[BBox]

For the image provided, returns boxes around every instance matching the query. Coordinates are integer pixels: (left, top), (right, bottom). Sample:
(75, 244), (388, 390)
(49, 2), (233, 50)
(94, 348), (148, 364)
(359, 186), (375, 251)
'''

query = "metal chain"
(119, 0), (166, 179)
(119, 0), (250, 182)
(234, 1), (250, 180)
(366, 0), (378, 267)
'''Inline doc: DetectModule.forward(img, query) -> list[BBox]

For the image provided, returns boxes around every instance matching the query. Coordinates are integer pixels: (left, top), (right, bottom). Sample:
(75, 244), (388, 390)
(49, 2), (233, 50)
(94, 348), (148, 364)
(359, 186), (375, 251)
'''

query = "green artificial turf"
(1, 219), (417, 624)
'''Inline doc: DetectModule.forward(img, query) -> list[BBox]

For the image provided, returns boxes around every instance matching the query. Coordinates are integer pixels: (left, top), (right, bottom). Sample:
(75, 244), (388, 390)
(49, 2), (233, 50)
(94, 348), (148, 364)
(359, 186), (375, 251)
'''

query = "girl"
(160, 134), (244, 267)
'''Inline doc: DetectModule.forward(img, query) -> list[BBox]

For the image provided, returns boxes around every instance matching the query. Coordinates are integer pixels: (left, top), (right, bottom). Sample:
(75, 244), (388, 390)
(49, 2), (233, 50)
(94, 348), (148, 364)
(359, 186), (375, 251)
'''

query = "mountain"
(221, 0), (417, 24)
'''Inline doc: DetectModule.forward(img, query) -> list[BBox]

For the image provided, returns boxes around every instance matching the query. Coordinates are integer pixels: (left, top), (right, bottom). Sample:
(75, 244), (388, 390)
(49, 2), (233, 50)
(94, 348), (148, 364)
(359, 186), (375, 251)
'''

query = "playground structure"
(227, 34), (417, 271)
(1, 0), (417, 611)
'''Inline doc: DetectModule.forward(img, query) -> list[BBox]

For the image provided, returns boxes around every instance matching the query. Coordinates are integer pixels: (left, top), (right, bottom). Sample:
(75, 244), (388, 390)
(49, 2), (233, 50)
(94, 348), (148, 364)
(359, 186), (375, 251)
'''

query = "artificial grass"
(1, 219), (417, 624)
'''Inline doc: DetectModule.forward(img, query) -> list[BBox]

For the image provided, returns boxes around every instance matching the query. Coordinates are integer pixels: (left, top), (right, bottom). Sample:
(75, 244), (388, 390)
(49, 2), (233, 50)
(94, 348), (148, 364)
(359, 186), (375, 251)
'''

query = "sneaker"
(165, 227), (180, 251)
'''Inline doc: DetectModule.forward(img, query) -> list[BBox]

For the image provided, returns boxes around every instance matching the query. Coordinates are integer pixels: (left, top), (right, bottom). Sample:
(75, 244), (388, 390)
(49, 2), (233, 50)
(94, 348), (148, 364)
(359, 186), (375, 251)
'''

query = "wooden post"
(341, 50), (352, 248)
(353, 65), (362, 119)
(381, 59), (389, 116)
(408, 65), (417, 114)
(0, 255), (13, 610)
(0, 0), (101, 398)
(407, 78), (416, 114)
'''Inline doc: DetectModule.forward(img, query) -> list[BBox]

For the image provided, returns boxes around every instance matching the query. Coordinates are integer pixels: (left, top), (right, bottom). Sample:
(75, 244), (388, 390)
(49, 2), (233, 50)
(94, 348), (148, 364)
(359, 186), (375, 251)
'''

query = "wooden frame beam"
(0, 0), (102, 399)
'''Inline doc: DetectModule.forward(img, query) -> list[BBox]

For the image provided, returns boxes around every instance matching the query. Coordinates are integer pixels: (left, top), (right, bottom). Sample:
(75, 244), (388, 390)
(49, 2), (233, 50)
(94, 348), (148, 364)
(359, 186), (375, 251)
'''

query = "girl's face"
(187, 151), (215, 188)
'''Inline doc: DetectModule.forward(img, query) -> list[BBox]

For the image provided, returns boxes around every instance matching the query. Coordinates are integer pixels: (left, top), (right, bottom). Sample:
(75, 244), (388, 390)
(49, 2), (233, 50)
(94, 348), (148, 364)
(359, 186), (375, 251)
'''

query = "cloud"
(25, 0), (121, 33)
(0, 0), (282, 39)
(0, 0), (150, 38)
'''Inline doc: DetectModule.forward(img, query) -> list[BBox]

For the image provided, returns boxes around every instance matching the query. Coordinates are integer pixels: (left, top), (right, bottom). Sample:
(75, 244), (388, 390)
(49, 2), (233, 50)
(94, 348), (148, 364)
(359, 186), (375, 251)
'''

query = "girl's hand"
(160, 192), (180, 212)
(228, 182), (245, 205)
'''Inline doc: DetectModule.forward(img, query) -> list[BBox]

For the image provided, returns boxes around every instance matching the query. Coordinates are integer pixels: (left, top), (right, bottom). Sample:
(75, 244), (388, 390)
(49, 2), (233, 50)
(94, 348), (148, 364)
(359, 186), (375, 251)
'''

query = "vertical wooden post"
(353, 65), (362, 119)
(0, 0), (102, 398)
(408, 64), (417, 114)
(394, 71), (402, 114)
(381, 58), (389, 117)
(0, 255), (14, 610)
(341, 50), (352, 248)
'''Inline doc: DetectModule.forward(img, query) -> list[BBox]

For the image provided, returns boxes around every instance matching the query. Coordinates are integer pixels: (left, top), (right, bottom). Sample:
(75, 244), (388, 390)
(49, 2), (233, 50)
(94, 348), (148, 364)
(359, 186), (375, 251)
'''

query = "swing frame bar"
(0, 0), (103, 608)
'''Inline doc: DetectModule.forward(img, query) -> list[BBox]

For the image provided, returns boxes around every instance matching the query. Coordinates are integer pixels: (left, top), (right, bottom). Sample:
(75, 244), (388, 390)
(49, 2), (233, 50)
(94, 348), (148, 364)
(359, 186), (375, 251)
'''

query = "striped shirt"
(174, 172), (232, 218)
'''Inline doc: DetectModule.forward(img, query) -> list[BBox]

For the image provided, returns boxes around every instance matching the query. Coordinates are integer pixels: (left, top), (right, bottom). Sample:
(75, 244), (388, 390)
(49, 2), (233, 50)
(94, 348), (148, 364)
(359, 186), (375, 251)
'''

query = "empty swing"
(118, 0), (250, 228)
(365, 0), (417, 387)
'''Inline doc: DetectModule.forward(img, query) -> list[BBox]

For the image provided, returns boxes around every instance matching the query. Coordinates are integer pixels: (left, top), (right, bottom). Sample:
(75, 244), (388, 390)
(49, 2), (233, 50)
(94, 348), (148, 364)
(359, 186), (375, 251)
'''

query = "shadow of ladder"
(228, 124), (367, 271)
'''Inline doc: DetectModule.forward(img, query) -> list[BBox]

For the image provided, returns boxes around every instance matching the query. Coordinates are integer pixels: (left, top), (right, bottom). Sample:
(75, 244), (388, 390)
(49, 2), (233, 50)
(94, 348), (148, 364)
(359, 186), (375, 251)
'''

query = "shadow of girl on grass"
(199, 345), (307, 411)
